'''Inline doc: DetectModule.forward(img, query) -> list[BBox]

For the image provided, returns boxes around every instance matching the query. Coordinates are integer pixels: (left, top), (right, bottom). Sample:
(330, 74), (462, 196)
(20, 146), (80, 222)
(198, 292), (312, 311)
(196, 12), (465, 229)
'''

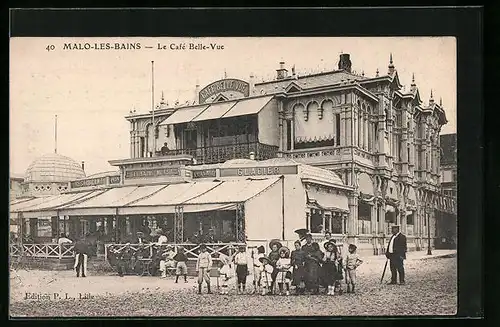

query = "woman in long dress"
(305, 242), (324, 294)
(290, 240), (306, 295)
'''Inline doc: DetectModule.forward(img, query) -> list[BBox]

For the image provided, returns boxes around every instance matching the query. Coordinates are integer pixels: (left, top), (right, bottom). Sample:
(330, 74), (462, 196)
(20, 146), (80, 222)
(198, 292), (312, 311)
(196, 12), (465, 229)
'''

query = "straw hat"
(269, 239), (283, 249)
(278, 246), (290, 256)
(324, 241), (337, 251)
(259, 256), (271, 264)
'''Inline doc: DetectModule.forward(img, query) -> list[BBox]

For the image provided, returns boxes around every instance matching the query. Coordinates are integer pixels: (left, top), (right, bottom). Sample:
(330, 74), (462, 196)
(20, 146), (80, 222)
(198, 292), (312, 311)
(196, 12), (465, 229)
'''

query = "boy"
(343, 244), (363, 293)
(196, 244), (213, 294)
(233, 245), (250, 294)
(173, 246), (189, 283)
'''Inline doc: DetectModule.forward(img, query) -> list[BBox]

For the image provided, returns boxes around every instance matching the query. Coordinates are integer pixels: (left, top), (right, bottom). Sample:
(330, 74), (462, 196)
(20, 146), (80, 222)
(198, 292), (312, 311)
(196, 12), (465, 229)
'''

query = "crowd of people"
(69, 224), (407, 296)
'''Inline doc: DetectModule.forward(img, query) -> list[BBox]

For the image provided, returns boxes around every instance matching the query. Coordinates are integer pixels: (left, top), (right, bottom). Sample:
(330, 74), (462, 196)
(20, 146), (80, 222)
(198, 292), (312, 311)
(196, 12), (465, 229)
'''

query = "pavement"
(9, 250), (457, 317)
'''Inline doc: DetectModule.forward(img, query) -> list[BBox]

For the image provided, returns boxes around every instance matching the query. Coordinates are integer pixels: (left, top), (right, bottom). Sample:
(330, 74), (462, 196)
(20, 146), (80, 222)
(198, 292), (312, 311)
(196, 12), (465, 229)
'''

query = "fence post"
(104, 244), (108, 261)
(59, 244), (62, 260)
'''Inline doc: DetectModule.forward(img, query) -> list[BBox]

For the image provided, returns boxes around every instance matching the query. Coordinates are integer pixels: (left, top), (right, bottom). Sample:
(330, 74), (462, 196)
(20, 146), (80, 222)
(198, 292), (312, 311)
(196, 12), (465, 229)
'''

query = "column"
(364, 115), (369, 150)
(347, 195), (358, 237)
(291, 118), (295, 150)
(345, 107), (352, 146)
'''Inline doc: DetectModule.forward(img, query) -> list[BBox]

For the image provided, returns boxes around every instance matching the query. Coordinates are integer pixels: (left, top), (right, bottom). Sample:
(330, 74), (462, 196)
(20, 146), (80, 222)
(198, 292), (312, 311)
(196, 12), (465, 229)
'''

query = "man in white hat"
(385, 225), (407, 285)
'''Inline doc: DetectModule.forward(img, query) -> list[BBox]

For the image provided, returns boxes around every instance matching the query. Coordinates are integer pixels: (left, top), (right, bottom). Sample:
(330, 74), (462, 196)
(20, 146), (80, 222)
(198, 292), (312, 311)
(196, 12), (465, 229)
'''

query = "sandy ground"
(10, 250), (457, 317)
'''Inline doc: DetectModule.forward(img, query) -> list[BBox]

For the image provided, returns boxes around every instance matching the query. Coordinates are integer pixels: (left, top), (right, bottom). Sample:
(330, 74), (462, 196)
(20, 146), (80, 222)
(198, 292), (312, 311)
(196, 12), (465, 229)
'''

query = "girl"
(275, 247), (292, 296)
(322, 241), (338, 295)
(343, 244), (363, 293)
(305, 242), (323, 294)
(268, 240), (281, 294)
(291, 240), (306, 295)
(217, 251), (235, 295)
(252, 246), (266, 294)
(258, 256), (274, 296)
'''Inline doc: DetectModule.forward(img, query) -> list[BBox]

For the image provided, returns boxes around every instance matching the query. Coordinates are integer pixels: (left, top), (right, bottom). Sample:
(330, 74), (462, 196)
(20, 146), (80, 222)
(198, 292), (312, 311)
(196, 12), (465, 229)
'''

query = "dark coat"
(386, 233), (407, 259)
(73, 240), (90, 255)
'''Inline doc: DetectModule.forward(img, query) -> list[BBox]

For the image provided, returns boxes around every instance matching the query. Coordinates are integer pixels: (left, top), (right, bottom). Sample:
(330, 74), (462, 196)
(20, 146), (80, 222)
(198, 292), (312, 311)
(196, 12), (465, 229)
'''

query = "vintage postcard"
(10, 36), (457, 317)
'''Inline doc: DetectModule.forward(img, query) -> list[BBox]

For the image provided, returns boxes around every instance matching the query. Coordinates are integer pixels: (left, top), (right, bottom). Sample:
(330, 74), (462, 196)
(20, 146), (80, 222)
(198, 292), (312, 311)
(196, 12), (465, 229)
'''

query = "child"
(275, 247), (292, 295)
(343, 244), (363, 293)
(173, 247), (189, 283)
(252, 245), (266, 293)
(291, 241), (306, 295)
(196, 244), (213, 294)
(322, 241), (339, 295)
(268, 240), (282, 294)
(159, 246), (176, 278)
(217, 251), (235, 295)
(233, 245), (250, 294)
(258, 256), (274, 296)
(305, 242), (324, 295)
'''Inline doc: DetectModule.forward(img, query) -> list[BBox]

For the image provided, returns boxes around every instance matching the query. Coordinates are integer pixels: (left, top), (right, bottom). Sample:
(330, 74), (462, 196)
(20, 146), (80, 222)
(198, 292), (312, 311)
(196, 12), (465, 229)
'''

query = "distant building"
(440, 133), (457, 198)
(9, 175), (24, 200)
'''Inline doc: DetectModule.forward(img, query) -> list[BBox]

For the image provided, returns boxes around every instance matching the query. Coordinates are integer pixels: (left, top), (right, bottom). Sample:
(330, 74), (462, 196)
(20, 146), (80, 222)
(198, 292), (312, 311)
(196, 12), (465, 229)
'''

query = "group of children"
(191, 233), (363, 296)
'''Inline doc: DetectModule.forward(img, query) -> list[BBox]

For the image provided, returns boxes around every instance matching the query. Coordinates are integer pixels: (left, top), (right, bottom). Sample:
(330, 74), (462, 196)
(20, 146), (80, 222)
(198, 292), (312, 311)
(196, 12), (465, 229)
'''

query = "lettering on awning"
(125, 168), (181, 179)
(219, 165), (298, 177)
(199, 79), (250, 104)
(109, 176), (121, 184)
(70, 177), (107, 188)
(192, 169), (217, 179)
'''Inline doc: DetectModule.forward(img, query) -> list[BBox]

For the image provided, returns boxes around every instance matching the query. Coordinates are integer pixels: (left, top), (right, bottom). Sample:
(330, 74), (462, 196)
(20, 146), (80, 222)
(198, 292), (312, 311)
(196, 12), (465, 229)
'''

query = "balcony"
(280, 146), (376, 165)
(159, 142), (279, 165)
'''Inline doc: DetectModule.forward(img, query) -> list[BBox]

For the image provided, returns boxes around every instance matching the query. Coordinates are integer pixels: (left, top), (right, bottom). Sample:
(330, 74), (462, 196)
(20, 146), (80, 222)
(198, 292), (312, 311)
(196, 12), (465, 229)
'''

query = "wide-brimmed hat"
(324, 241), (337, 250)
(348, 243), (357, 251)
(294, 228), (309, 237)
(278, 246), (290, 256)
(269, 239), (283, 249)
(259, 256), (271, 264)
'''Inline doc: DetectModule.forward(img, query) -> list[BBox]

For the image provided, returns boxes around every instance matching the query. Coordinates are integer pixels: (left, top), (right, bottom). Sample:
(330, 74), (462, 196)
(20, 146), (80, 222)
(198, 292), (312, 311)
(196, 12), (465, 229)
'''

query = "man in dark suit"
(74, 236), (91, 277)
(385, 225), (407, 285)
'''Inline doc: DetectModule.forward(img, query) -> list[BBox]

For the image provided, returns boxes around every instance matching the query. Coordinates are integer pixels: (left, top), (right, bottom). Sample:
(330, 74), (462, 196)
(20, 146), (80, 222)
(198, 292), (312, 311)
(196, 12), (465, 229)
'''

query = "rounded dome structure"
(24, 153), (86, 183)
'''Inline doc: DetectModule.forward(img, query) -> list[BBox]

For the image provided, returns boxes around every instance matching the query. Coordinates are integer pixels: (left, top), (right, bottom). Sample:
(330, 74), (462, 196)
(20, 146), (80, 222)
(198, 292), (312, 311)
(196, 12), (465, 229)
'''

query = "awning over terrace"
(13, 177), (282, 217)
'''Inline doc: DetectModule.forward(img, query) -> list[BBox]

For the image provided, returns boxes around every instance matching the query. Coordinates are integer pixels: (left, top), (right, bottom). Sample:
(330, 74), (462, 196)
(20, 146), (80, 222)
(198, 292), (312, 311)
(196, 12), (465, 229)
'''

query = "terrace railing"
(158, 142), (279, 165)
(10, 243), (75, 259)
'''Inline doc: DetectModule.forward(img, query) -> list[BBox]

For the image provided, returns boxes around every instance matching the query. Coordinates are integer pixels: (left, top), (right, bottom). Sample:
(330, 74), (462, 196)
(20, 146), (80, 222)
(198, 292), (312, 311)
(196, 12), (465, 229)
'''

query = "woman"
(305, 242), (323, 294)
(290, 241), (306, 295)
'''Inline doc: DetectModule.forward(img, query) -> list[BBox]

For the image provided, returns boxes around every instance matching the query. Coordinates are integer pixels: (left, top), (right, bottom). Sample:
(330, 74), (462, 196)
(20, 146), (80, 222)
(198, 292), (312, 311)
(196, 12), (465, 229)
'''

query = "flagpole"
(54, 115), (58, 154)
(151, 61), (156, 157)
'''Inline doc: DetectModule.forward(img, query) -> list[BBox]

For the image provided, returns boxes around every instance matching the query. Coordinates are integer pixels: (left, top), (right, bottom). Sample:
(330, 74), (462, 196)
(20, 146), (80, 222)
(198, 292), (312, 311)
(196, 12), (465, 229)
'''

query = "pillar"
(348, 195), (359, 236)
(345, 107), (352, 146)
(364, 114), (368, 150)
(174, 205), (184, 243)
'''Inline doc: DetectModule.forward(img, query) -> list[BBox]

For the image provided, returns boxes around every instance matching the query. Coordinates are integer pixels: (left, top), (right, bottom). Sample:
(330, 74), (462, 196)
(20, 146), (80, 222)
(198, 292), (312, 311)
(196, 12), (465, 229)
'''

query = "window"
(310, 209), (323, 233)
(358, 203), (371, 234)
(331, 214), (342, 234)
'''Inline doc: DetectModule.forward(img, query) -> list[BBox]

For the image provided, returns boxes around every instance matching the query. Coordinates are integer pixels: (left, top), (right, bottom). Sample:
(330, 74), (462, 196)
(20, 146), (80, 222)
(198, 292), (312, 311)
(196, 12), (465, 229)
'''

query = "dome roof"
(24, 153), (86, 183)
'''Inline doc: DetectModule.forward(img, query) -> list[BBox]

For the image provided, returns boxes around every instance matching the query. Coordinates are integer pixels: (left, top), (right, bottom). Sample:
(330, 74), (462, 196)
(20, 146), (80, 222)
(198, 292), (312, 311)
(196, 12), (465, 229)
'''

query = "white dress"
(260, 264), (274, 287)
(275, 258), (292, 283)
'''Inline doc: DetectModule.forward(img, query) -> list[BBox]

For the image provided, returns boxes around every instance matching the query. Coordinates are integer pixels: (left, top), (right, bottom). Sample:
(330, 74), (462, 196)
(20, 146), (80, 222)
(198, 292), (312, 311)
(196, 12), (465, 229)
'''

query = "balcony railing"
(160, 142), (279, 164)
(10, 243), (75, 259)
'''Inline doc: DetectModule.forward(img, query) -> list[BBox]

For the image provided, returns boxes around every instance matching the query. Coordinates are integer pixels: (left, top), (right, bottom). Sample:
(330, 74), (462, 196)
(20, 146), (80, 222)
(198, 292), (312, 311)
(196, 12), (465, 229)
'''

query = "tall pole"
(54, 115), (58, 154)
(151, 61), (156, 157)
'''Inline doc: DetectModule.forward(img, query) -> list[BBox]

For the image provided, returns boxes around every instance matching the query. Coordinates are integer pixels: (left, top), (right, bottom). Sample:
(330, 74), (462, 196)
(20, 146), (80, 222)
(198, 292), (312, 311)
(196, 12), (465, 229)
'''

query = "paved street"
(10, 250), (456, 317)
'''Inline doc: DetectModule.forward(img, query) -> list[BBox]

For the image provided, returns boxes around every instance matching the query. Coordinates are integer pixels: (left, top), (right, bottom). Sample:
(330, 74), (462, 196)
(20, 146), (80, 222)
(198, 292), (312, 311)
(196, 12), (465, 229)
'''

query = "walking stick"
(251, 249), (257, 294)
(380, 258), (389, 284)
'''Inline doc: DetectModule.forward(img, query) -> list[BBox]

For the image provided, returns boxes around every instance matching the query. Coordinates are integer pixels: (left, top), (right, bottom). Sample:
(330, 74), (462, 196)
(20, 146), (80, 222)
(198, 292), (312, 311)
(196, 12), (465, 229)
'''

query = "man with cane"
(382, 225), (407, 285)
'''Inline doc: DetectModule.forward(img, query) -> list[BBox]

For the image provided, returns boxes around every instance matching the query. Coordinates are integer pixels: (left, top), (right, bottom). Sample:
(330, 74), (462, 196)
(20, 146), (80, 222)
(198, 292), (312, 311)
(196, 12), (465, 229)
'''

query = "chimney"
(81, 161), (85, 171)
(276, 61), (288, 80)
(194, 82), (201, 104)
(338, 53), (352, 73)
(249, 73), (255, 94)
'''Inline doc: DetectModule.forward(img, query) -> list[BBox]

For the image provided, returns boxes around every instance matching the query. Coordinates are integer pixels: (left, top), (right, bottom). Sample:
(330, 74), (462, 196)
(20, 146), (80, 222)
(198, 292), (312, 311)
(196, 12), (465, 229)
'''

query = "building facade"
(122, 53), (457, 254)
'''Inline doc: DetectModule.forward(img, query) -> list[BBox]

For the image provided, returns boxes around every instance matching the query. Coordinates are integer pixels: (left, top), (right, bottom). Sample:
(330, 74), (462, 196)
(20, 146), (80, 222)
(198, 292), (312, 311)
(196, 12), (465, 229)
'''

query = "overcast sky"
(10, 37), (456, 176)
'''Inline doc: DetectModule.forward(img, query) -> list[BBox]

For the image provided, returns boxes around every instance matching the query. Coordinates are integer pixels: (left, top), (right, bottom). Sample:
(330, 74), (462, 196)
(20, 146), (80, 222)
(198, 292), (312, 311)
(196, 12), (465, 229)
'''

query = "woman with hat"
(258, 256), (274, 296)
(275, 246), (292, 296)
(305, 242), (324, 295)
(268, 239), (282, 294)
(322, 240), (339, 295)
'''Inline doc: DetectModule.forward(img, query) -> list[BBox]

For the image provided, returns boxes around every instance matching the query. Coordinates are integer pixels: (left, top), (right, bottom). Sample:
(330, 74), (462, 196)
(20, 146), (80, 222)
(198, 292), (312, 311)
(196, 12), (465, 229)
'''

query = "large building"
(440, 133), (457, 198)
(10, 53), (457, 258)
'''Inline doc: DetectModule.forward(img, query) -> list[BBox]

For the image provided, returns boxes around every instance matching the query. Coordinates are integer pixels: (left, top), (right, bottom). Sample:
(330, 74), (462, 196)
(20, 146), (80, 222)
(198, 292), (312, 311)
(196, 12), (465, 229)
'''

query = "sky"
(10, 37), (456, 177)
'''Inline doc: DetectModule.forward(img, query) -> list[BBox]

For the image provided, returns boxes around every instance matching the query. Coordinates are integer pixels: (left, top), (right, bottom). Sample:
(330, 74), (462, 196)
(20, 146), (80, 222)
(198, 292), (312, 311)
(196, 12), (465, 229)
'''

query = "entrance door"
(184, 129), (197, 149)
